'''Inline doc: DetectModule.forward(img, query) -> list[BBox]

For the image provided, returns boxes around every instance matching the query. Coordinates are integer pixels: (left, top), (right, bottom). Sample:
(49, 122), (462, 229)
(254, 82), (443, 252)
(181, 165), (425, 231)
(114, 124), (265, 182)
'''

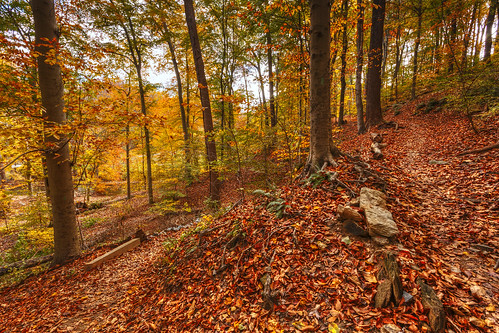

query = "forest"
(0, 0), (498, 331)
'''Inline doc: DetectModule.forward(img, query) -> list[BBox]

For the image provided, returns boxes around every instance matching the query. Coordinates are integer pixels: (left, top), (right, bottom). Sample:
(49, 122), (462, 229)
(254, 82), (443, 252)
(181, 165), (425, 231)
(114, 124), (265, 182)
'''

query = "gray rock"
(337, 204), (363, 221)
(359, 187), (387, 210)
(365, 205), (399, 238)
(372, 235), (390, 246)
(380, 324), (403, 333)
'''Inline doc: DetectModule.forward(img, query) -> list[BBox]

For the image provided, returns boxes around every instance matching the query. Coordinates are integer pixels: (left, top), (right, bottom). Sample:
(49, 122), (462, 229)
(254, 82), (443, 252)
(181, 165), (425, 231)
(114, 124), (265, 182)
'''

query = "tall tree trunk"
(461, 3), (477, 68)
(164, 25), (191, 181)
(266, 31), (277, 128)
(365, 0), (386, 127)
(184, 0), (221, 203)
(484, 0), (498, 62)
(355, 0), (366, 134)
(31, 0), (80, 264)
(411, 0), (423, 100)
(305, 0), (341, 175)
(339, 0), (349, 126)
(448, 17), (457, 72)
(121, 13), (153, 204)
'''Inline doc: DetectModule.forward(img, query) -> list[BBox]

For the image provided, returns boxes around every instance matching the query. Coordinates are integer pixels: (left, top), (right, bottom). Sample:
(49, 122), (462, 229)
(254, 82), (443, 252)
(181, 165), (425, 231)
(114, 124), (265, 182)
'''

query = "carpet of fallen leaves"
(0, 102), (497, 332)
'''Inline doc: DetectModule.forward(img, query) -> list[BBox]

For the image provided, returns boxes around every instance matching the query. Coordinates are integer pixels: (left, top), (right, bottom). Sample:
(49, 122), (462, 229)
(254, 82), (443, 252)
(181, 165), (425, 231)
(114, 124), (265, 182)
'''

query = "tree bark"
(164, 24), (191, 181)
(355, 0), (366, 134)
(365, 0), (386, 127)
(305, 0), (341, 174)
(184, 0), (221, 203)
(339, 0), (349, 126)
(266, 30), (277, 128)
(484, 0), (498, 62)
(411, 0), (423, 100)
(30, 0), (80, 264)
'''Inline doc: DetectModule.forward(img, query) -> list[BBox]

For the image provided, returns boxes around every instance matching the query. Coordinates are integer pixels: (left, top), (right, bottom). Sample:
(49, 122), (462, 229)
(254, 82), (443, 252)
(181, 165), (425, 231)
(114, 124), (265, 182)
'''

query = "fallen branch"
(0, 254), (53, 277)
(458, 141), (499, 156)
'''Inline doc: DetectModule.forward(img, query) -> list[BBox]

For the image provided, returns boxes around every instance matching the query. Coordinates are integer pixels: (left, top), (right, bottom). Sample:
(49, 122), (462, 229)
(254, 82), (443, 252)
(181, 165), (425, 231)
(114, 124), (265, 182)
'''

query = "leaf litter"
(0, 105), (498, 332)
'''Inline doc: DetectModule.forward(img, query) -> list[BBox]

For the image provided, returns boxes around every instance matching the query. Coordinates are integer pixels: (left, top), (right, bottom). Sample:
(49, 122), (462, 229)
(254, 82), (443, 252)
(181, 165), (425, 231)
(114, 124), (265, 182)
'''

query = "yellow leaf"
(328, 323), (340, 332)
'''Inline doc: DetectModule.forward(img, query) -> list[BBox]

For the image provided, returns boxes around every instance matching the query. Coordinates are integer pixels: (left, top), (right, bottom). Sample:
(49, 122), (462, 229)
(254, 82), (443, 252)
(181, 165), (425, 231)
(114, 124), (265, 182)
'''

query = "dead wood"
(371, 143), (384, 159)
(417, 278), (446, 332)
(375, 253), (403, 308)
(0, 254), (53, 277)
(457, 141), (499, 156)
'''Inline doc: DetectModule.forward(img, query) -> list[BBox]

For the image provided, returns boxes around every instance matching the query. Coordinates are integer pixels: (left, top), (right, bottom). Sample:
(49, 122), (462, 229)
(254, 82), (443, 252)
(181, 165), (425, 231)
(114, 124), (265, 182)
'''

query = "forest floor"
(0, 97), (498, 332)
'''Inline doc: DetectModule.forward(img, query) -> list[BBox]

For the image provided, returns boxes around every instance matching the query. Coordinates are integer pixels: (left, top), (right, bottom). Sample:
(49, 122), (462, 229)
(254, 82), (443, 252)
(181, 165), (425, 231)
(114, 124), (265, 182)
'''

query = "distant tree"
(365, 0), (386, 127)
(411, 0), (423, 100)
(30, 0), (80, 264)
(304, 0), (341, 175)
(338, 0), (349, 126)
(483, 0), (498, 62)
(184, 0), (221, 203)
(355, 0), (366, 134)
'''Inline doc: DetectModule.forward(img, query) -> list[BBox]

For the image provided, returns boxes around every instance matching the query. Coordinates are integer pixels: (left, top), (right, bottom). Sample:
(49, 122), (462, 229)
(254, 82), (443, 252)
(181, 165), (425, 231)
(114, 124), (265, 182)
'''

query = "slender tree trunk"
(31, 0), (80, 264)
(305, 0), (340, 174)
(339, 0), (349, 126)
(355, 0), (366, 134)
(184, 0), (221, 203)
(411, 0), (423, 100)
(266, 31), (277, 128)
(448, 17), (457, 72)
(461, 3), (477, 68)
(484, 0), (498, 62)
(365, 0), (386, 127)
(126, 124), (131, 200)
(164, 25), (191, 181)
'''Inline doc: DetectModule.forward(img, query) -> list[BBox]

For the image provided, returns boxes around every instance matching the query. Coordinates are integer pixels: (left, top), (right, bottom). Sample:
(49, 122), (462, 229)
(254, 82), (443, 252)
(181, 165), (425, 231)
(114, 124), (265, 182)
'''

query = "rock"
(370, 132), (383, 143)
(337, 205), (363, 221)
(372, 235), (390, 246)
(365, 205), (399, 238)
(349, 197), (360, 207)
(359, 187), (387, 210)
(380, 324), (403, 333)
(470, 285), (487, 299)
(342, 220), (369, 237)
(402, 291), (414, 303)
(429, 160), (448, 165)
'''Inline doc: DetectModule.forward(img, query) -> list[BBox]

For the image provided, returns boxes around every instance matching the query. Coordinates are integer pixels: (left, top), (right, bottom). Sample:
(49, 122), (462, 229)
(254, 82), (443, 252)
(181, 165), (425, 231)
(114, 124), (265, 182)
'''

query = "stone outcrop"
(359, 187), (398, 239)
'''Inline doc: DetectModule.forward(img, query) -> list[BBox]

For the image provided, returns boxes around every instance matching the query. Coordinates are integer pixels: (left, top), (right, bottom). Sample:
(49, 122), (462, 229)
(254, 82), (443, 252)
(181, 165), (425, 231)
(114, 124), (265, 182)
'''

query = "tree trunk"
(184, 0), (221, 203)
(339, 0), (349, 126)
(164, 25), (191, 181)
(266, 31), (277, 128)
(305, 0), (341, 174)
(411, 0), (423, 100)
(355, 0), (366, 134)
(31, 0), (80, 264)
(484, 0), (498, 62)
(365, 0), (386, 127)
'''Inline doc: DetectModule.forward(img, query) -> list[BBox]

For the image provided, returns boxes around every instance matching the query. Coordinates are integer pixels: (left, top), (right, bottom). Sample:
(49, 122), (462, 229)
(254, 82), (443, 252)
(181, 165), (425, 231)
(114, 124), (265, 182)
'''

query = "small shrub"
(82, 217), (103, 228)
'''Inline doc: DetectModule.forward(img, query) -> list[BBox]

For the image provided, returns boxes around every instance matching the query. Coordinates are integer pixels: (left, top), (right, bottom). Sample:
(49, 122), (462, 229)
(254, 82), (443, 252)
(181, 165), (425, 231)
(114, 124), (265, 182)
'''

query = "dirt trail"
(363, 107), (499, 327)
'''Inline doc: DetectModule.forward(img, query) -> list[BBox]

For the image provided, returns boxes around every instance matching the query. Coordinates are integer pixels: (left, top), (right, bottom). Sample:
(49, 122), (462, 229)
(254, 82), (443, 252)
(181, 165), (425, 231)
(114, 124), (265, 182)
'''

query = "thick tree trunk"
(31, 0), (80, 264)
(306, 0), (340, 174)
(355, 0), (366, 134)
(184, 0), (221, 203)
(365, 0), (386, 127)
(339, 0), (349, 126)
(484, 0), (498, 62)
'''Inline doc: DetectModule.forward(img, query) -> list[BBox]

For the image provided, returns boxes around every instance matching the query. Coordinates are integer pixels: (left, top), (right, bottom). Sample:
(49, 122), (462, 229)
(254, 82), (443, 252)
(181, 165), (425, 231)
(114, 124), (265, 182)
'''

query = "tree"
(411, 0), (423, 100)
(305, 0), (341, 175)
(30, 0), (80, 264)
(184, 0), (221, 203)
(338, 0), (349, 126)
(483, 0), (497, 62)
(355, 0), (366, 134)
(365, 0), (386, 127)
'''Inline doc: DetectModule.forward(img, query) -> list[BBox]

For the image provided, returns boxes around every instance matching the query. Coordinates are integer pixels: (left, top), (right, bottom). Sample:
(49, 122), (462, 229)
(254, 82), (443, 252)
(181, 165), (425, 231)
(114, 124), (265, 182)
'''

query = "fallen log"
(0, 254), (53, 277)
(458, 141), (499, 156)
(85, 238), (140, 270)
